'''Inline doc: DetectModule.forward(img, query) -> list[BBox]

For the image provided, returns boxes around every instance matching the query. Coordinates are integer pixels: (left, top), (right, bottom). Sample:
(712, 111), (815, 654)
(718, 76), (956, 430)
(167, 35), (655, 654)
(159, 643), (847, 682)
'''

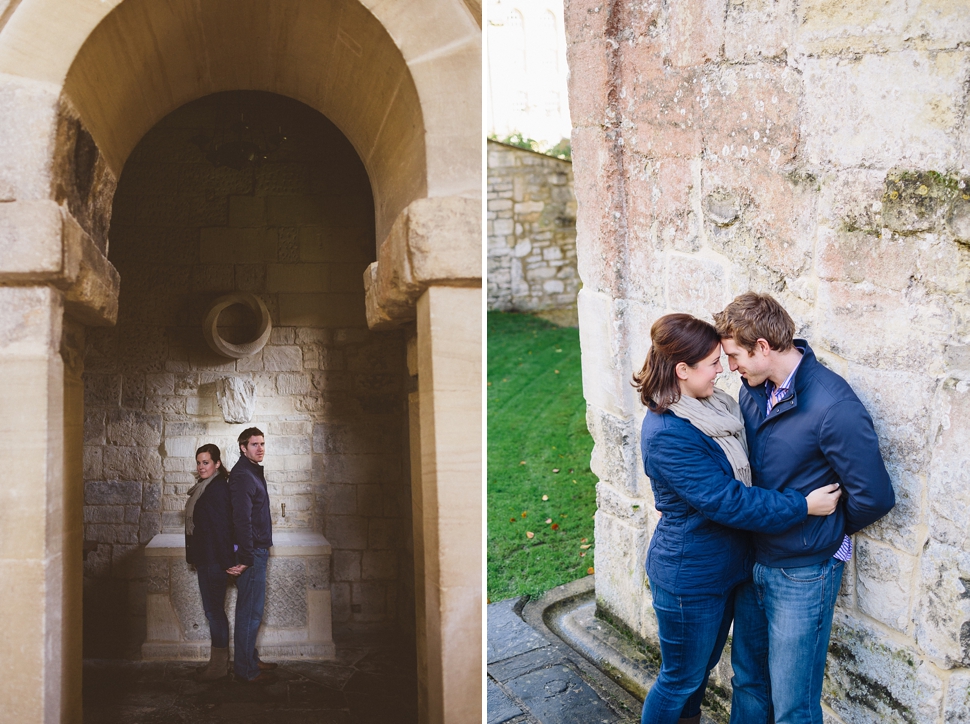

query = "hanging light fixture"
(191, 114), (287, 170)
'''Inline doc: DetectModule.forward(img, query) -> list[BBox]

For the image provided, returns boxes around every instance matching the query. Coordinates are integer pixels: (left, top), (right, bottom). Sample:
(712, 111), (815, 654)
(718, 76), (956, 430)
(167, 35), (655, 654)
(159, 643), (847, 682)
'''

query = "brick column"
(0, 287), (71, 723)
(415, 286), (482, 724)
(0, 202), (119, 723)
(363, 197), (482, 723)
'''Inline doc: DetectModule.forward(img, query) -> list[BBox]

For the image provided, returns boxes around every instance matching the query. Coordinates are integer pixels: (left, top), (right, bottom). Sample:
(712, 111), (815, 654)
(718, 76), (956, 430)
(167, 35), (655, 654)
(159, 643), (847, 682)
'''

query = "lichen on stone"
(702, 188), (741, 226)
(881, 169), (970, 244)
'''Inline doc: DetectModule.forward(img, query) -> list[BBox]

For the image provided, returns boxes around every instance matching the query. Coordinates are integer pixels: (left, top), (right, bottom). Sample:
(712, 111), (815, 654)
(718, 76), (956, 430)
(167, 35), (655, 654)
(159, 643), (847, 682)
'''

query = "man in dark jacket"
(714, 293), (895, 724)
(227, 426), (276, 684)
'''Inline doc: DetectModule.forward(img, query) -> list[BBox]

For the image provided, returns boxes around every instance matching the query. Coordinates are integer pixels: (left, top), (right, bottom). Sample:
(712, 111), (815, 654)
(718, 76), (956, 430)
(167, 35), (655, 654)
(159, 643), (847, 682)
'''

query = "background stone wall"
(82, 91), (414, 656)
(487, 140), (579, 312)
(565, 1), (970, 721)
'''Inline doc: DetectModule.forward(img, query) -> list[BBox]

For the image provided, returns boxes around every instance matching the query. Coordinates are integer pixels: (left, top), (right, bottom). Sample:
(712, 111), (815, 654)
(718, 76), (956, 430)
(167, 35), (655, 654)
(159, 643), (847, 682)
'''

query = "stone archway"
(0, 1), (481, 722)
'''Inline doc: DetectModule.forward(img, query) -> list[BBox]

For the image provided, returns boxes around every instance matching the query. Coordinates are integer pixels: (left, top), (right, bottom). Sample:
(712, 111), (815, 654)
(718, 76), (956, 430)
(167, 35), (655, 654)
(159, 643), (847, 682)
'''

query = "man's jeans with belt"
(730, 558), (845, 724)
(233, 548), (269, 681)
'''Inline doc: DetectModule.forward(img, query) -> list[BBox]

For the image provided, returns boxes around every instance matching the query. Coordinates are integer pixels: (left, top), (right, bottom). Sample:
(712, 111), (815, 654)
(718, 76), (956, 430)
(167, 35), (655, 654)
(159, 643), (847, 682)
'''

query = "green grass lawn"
(487, 311), (598, 602)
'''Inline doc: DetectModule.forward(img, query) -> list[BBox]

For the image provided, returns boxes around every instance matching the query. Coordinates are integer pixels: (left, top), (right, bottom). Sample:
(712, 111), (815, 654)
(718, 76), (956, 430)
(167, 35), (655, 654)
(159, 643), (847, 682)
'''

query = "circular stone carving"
(203, 293), (272, 359)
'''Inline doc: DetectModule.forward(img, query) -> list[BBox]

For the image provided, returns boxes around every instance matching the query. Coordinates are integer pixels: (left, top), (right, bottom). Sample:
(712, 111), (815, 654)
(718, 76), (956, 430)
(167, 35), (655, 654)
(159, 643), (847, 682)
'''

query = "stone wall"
(565, 1), (970, 721)
(487, 140), (579, 312)
(82, 91), (413, 656)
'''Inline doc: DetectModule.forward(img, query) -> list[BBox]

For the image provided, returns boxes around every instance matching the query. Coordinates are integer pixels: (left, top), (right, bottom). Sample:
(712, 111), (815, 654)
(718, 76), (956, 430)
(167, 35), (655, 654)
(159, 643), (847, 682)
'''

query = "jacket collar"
(741, 339), (817, 419)
(236, 454), (265, 475)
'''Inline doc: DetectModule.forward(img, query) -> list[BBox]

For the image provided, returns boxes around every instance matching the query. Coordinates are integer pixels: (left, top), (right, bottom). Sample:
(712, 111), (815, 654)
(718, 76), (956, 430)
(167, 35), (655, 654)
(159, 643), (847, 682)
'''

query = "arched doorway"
(0, 1), (481, 722)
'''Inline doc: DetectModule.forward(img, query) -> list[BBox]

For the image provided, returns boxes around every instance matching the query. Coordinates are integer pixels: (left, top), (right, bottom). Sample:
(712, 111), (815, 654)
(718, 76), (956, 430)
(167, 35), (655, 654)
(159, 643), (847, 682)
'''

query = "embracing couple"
(635, 292), (895, 724)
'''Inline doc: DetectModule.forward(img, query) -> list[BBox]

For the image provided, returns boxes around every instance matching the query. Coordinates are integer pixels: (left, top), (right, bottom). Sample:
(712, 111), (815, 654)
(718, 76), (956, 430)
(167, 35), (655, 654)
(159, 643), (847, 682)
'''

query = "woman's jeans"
(640, 580), (736, 724)
(730, 558), (844, 724)
(233, 548), (269, 681)
(196, 563), (230, 649)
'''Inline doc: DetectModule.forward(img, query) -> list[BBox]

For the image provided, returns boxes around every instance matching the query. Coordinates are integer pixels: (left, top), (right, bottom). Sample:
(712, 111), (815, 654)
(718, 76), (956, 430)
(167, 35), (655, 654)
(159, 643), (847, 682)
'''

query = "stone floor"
(487, 577), (729, 724)
(487, 596), (640, 724)
(83, 633), (418, 724)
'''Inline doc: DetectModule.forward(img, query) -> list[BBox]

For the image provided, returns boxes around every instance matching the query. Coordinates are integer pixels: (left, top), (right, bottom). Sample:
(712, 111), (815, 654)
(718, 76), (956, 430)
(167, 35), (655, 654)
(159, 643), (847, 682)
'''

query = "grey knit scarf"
(668, 387), (752, 486)
(185, 471), (220, 536)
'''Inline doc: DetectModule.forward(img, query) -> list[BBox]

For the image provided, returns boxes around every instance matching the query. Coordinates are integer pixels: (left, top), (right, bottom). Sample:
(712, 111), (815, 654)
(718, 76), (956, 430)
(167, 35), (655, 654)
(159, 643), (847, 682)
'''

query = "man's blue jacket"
(229, 454), (274, 566)
(738, 340), (895, 568)
(641, 410), (809, 595)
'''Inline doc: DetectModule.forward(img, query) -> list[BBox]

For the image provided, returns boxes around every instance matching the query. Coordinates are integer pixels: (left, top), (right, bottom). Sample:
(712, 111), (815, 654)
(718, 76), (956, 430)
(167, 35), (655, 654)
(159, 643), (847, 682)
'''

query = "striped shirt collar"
(765, 351), (803, 413)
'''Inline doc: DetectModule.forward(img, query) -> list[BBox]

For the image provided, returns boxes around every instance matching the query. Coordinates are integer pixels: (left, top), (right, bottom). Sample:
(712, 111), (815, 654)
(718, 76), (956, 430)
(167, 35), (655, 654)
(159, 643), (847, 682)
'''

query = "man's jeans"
(730, 558), (845, 724)
(196, 564), (230, 648)
(233, 548), (269, 681)
(640, 580), (735, 724)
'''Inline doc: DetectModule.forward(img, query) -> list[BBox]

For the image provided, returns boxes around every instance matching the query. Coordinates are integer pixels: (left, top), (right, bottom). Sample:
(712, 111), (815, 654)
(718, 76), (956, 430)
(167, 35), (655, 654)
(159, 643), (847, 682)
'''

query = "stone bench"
(141, 531), (334, 660)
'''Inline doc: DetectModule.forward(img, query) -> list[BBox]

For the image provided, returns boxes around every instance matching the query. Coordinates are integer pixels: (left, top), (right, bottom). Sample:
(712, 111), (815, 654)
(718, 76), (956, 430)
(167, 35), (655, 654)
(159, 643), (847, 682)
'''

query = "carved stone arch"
(0, 0), (481, 244)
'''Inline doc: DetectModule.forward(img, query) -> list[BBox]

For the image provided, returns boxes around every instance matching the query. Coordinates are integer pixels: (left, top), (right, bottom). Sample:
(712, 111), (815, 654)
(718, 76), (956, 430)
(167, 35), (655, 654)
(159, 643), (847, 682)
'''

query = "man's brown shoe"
(257, 659), (278, 671)
(245, 671), (278, 685)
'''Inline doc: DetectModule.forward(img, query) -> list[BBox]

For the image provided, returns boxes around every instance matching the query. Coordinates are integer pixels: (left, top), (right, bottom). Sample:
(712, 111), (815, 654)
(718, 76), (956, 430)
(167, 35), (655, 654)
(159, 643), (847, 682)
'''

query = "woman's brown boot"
(196, 646), (229, 681)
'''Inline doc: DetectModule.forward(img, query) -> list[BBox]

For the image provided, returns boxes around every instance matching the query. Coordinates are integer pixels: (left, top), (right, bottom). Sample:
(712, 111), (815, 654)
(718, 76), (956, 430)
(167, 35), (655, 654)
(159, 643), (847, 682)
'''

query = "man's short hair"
(713, 292), (796, 353)
(237, 427), (265, 450)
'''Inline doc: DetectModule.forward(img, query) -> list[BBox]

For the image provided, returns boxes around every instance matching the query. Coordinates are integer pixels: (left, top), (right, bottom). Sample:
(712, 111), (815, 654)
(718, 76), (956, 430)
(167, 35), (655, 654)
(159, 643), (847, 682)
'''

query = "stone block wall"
(487, 140), (579, 312)
(82, 91), (413, 656)
(565, 0), (970, 721)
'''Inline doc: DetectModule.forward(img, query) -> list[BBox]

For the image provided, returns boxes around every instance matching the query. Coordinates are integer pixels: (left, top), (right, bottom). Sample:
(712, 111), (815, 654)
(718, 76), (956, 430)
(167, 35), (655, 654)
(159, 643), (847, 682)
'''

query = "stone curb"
(487, 578), (641, 724)
(520, 576), (721, 724)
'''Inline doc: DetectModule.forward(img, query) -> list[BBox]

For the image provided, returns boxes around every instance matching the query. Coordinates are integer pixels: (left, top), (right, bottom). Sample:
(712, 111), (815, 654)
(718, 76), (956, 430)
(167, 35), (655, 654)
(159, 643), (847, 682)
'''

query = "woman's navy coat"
(641, 409), (808, 595)
(185, 475), (236, 571)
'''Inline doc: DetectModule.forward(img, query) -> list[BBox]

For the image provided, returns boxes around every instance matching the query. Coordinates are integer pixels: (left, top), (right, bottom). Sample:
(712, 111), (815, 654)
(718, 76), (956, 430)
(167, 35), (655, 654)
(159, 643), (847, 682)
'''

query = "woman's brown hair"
(632, 313), (721, 413)
(195, 443), (227, 479)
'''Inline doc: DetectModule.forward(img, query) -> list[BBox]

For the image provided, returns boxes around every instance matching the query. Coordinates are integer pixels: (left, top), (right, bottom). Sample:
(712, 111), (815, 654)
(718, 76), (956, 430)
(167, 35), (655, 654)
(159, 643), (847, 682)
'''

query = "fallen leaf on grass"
(554, 370), (560, 374)
(521, 511), (527, 517)
(545, 518), (552, 524)
(542, 494), (549, 501)
(587, 567), (595, 575)
(510, 518), (516, 523)
(580, 544), (591, 549)
(580, 552), (586, 557)
(551, 523), (559, 530)
(552, 468), (560, 473)
(526, 531), (535, 539)
(519, 461), (526, 466)
(581, 538), (588, 543)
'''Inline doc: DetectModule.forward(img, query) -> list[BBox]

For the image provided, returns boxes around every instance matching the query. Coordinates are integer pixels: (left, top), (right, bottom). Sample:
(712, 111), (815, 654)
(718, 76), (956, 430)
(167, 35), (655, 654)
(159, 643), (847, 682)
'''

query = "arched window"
(507, 9), (525, 73)
(540, 10), (557, 72)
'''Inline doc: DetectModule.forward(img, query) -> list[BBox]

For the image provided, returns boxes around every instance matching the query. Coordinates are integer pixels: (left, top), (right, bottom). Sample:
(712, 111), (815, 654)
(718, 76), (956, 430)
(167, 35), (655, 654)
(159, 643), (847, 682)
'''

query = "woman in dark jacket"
(633, 314), (841, 724)
(185, 443), (236, 681)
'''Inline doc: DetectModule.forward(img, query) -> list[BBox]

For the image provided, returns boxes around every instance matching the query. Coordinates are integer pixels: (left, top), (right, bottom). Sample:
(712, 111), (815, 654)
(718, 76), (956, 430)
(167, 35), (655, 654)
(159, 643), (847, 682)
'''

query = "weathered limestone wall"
(82, 92), (413, 656)
(487, 139), (579, 312)
(565, 1), (970, 721)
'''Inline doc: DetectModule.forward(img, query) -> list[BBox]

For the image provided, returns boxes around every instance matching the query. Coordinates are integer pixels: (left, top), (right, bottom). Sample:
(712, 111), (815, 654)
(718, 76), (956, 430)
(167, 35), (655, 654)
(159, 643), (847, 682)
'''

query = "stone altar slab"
(141, 531), (334, 661)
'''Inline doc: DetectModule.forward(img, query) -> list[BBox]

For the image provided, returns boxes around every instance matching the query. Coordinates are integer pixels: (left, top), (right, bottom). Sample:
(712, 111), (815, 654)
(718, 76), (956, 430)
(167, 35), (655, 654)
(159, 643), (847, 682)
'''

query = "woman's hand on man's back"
(805, 483), (842, 516)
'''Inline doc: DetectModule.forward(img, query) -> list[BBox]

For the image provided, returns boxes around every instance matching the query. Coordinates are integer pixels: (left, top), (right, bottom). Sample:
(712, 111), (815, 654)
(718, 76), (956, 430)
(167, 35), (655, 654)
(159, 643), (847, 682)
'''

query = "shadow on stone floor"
(83, 634), (418, 724)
